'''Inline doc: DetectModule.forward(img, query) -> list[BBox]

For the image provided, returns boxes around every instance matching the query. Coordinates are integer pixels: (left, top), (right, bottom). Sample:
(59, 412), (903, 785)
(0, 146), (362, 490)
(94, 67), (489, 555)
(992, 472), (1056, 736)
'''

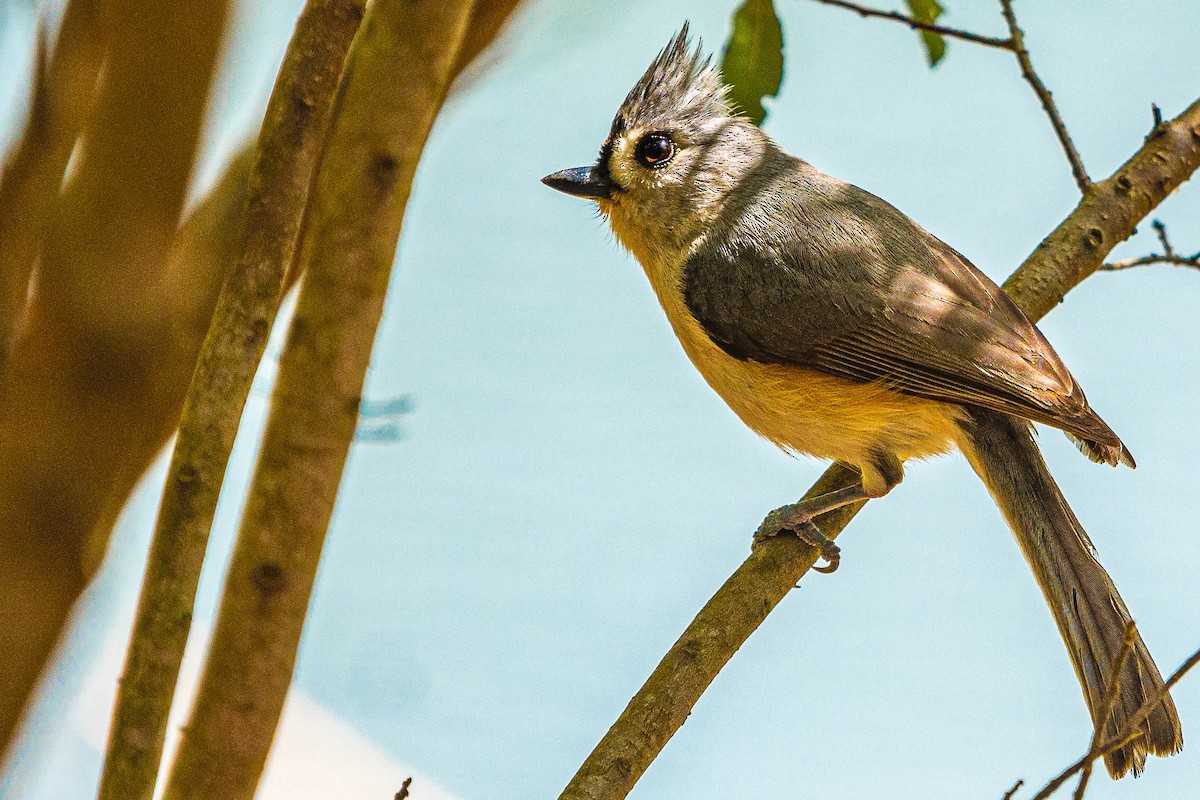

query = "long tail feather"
(957, 407), (1182, 777)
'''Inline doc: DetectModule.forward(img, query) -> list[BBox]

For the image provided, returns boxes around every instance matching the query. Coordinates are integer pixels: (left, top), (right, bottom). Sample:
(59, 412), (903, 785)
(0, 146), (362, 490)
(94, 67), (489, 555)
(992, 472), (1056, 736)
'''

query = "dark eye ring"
(635, 133), (674, 168)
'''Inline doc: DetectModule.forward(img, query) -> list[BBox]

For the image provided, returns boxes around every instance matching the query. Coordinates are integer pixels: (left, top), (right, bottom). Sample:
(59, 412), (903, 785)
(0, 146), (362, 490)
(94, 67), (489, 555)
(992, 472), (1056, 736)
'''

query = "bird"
(541, 25), (1182, 778)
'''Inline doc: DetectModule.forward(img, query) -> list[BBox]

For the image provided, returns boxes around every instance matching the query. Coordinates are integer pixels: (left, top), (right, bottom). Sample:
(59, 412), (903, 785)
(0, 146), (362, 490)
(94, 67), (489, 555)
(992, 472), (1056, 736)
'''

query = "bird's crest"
(612, 24), (730, 135)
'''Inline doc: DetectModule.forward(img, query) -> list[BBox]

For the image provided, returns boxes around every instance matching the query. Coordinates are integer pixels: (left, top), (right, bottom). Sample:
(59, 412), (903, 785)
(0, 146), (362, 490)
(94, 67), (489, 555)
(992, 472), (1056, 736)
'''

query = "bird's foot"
(754, 506), (841, 574)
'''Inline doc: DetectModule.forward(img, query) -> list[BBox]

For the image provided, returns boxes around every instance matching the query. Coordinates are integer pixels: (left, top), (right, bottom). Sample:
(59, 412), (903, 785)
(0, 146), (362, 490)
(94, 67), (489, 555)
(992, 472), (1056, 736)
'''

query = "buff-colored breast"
(614, 222), (964, 491)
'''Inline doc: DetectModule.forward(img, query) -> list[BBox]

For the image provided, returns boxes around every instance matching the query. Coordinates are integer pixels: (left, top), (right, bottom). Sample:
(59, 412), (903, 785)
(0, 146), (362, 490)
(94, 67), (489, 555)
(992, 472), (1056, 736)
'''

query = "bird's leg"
(753, 485), (868, 573)
(755, 452), (903, 573)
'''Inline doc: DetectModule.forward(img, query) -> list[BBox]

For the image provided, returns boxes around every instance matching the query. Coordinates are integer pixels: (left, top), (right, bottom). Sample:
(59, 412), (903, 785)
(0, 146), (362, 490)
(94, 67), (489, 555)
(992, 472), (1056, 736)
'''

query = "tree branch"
(93, 2), (368, 798)
(0, 0), (106, 370)
(1100, 221), (1200, 272)
(1071, 623), (1137, 800)
(1002, 97), (1200, 318)
(0, 0), (229, 758)
(1027, 643), (1200, 800)
(156, 2), (485, 798)
(807, 0), (1093, 193)
(808, 0), (1013, 49)
(558, 96), (1200, 800)
(1100, 253), (1200, 272)
(997, 0), (1090, 191)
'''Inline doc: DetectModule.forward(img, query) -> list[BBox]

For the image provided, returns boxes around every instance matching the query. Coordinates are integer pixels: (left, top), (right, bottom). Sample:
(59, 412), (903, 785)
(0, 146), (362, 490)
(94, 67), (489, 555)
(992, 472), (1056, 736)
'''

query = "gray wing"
(682, 161), (1130, 464)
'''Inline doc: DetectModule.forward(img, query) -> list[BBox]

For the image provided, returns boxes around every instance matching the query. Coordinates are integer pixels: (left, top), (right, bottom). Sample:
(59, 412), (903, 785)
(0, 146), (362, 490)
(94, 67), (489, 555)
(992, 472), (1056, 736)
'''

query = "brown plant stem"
(1029, 731), (1146, 800)
(0, 0), (106, 370)
(1101, 220), (1200, 272)
(1072, 623), (1137, 800)
(158, 2), (478, 798)
(94, 2), (368, 798)
(1101, 254), (1200, 272)
(809, 0), (1093, 193)
(558, 96), (1200, 800)
(808, 0), (1012, 49)
(0, 0), (229, 758)
(1029, 644), (1200, 800)
(1001, 97), (1200, 319)
(997, 0), (1090, 191)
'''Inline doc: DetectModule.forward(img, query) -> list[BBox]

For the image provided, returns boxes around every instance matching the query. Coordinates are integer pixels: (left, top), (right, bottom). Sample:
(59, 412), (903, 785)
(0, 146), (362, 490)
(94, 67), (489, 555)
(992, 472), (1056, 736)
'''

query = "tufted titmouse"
(542, 26), (1181, 777)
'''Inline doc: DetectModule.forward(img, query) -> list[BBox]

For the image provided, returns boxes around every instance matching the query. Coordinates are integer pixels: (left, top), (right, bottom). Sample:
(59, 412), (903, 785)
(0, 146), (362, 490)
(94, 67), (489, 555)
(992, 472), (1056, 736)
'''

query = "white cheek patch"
(608, 135), (638, 188)
(609, 131), (675, 194)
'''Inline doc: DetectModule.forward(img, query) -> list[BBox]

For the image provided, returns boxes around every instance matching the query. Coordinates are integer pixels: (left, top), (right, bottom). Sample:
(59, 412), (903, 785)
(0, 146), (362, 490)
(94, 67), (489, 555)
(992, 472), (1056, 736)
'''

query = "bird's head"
(542, 24), (772, 264)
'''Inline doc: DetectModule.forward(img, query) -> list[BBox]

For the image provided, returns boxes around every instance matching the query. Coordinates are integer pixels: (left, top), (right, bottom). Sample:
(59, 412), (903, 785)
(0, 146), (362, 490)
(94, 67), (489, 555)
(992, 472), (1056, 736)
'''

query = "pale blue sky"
(2, 1), (1199, 798)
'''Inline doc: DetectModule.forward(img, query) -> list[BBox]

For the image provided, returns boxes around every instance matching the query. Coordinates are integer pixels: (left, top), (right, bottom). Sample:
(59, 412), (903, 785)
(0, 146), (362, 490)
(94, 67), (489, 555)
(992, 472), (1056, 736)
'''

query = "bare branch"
(1072, 622), (1137, 800)
(1029, 731), (1146, 800)
(1100, 221), (1200, 272)
(1100, 254), (1200, 272)
(997, 0), (1090, 191)
(807, 0), (1013, 49)
(0, 0), (106, 370)
(1153, 218), (1174, 254)
(1003, 779), (1025, 800)
(395, 777), (413, 800)
(156, 1), (490, 797)
(1011, 642), (1200, 800)
(808, 0), (1092, 192)
(558, 96), (1200, 800)
(0, 0), (229, 757)
(1003, 98), (1200, 318)
(92, 2), (368, 797)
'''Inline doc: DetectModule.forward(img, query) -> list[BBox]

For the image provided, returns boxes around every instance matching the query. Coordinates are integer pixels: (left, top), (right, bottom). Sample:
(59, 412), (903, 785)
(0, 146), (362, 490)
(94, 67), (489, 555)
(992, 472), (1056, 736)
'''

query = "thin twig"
(809, 0), (1090, 192)
(1153, 219), (1174, 254)
(558, 96), (1200, 800)
(1028, 643), (1200, 800)
(1094, 644), (1200, 759)
(1100, 219), (1200, 272)
(808, 0), (1013, 48)
(395, 777), (413, 800)
(1003, 779), (1024, 800)
(997, 0), (1090, 191)
(1072, 622), (1137, 800)
(1030, 730), (1146, 800)
(1100, 254), (1200, 272)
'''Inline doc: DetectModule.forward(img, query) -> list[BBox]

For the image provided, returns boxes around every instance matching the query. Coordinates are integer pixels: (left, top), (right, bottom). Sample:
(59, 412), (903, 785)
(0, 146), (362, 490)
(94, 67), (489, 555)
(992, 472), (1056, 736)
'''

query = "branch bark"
(559, 96), (1200, 800)
(157, 2), (479, 798)
(94, 3), (368, 798)
(0, 0), (229, 757)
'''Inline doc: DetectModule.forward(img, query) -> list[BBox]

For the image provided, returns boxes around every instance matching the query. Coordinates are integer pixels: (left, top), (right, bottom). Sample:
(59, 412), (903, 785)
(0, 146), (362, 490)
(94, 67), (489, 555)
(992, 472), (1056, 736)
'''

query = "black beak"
(541, 165), (614, 200)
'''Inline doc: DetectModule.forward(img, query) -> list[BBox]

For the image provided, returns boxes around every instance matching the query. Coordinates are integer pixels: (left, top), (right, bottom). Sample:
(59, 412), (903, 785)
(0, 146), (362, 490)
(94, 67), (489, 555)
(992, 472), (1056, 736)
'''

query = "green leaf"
(904, 0), (946, 68)
(720, 0), (785, 126)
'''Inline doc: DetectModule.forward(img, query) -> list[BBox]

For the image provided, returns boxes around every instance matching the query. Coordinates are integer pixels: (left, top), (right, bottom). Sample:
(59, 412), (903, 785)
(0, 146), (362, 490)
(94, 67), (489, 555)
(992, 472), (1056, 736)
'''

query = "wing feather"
(682, 158), (1130, 465)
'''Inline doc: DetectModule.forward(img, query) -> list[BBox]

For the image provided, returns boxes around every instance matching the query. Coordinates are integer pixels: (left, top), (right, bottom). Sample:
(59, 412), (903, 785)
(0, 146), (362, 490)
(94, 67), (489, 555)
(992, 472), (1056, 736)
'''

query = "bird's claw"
(754, 507), (841, 574)
(797, 521), (841, 573)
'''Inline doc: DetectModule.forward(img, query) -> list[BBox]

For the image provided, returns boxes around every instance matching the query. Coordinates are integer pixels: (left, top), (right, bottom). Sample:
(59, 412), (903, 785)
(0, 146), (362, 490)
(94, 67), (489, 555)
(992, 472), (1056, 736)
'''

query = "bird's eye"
(635, 133), (674, 168)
